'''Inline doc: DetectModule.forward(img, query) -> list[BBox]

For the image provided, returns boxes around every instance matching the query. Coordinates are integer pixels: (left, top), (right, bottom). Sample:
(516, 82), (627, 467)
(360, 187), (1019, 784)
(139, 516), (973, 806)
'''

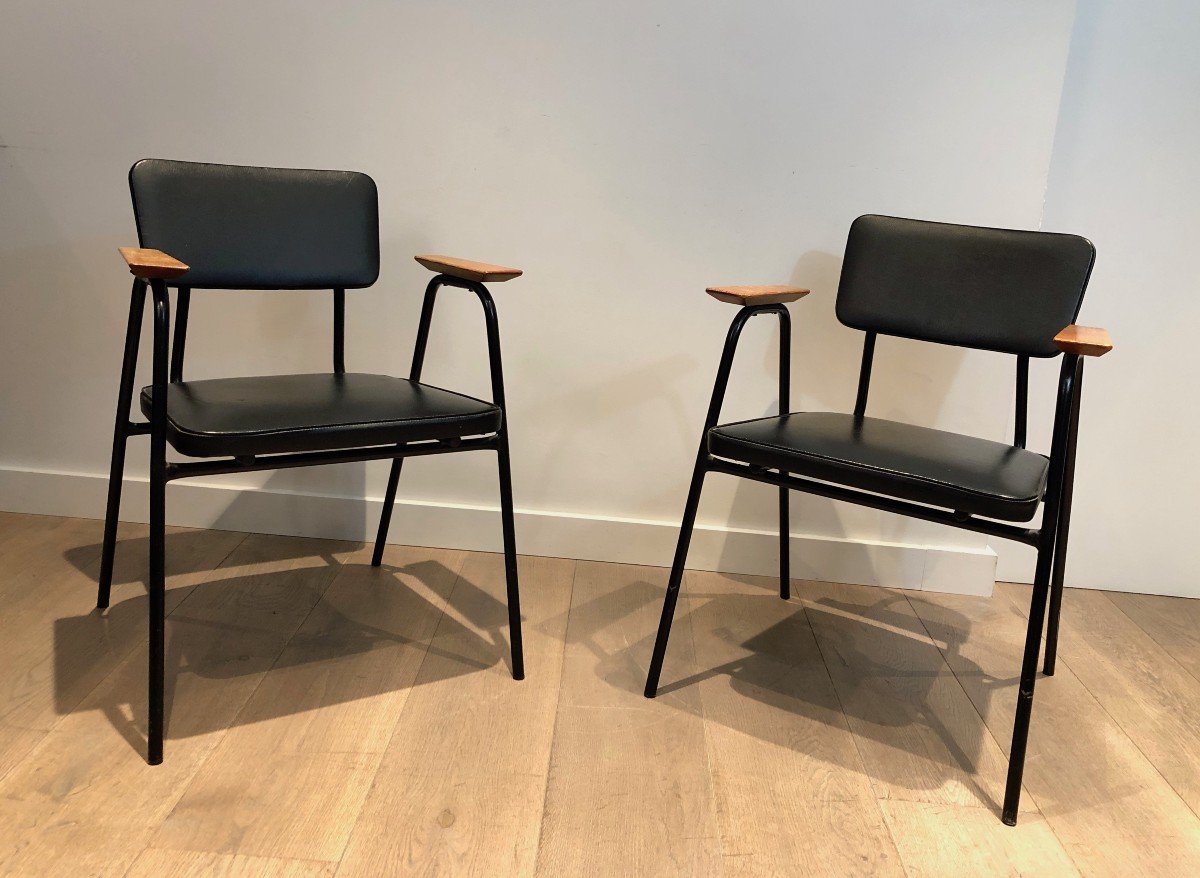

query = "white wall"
(992, 0), (1200, 596)
(1, 2), (1087, 594)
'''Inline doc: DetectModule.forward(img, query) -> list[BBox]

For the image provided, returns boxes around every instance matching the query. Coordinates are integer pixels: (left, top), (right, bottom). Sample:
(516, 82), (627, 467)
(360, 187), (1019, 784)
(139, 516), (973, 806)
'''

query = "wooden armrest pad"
(119, 247), (189, 280)
(415, 254), (522, 283)
(1054, 324), (1113, 357)
(706, 285), (811, 306)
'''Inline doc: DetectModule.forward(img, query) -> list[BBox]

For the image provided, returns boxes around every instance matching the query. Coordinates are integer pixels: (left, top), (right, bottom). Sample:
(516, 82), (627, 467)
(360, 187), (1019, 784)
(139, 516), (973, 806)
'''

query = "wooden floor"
(1, 512), (1199, 876)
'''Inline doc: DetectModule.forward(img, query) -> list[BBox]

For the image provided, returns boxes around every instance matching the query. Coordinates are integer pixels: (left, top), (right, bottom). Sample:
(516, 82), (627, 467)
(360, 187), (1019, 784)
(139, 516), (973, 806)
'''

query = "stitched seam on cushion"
(163, 410), (501, 442)
(709, 431), (1043, 505)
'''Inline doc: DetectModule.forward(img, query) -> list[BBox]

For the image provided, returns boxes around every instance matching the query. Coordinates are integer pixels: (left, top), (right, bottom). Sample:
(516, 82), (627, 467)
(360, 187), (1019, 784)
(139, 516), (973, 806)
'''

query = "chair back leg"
(371, 457), (405, 567)
(98, 281), (147, 609)
(779, 482), (791, 600)
(496, 433), (524, 680)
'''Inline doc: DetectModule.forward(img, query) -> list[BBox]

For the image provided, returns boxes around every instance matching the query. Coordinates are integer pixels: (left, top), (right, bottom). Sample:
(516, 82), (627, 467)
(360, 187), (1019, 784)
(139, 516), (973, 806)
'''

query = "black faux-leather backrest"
(129, 159), (380, 290)
(835, 215), (1095, 357)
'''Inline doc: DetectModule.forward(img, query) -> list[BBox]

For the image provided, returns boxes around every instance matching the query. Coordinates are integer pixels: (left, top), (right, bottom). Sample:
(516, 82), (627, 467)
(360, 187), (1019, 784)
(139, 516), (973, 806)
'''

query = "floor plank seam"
(530, 558), (579, 874)
(792, 586), (909, 875)
(1000, 587), (1200, 830)
(902, 588), (1087, 873)
(1102, 590), (1200, 688)
(0, 528), (253, 791)
(329, 548), (471, 876)
(153, 539), (355, 847)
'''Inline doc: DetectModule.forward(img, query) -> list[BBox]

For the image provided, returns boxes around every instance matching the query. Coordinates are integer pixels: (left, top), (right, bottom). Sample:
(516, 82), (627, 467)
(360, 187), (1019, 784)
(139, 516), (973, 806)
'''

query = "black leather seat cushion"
(708, 413), (1049, 522)
(140, 373), (501, 458)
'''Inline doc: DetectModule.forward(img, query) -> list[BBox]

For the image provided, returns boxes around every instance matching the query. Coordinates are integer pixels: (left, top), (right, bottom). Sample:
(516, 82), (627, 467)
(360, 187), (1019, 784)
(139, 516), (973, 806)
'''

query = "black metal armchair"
(644, 214), (1112, 825)
(99, 159), (525, 764)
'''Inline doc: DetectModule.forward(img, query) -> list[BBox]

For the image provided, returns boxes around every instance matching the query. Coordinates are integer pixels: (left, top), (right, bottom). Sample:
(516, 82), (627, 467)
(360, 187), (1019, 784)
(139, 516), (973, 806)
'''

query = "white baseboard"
(0, 465), (996, 595)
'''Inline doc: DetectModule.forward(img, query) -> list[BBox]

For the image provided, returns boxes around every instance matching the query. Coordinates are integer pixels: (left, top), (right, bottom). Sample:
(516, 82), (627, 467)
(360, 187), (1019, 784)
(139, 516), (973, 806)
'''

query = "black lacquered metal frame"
(97, 273), (523, 765)
(643, 303), (1085, 826)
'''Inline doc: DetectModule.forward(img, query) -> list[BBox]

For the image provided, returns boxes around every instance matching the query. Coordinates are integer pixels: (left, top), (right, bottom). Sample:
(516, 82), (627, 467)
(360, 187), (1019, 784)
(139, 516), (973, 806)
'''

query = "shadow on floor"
(577, 569), (1014, 809)
(55, 532), (506, 756)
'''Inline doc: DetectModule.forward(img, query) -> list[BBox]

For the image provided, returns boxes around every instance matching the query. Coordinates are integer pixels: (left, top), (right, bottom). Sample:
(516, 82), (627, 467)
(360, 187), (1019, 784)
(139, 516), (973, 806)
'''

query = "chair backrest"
(835, 215), (1095, 357)
(129, 159), (380, 290)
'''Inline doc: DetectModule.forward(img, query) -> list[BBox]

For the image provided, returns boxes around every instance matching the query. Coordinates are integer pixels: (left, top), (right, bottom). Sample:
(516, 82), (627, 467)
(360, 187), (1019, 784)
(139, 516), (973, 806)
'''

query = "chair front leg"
(1001, 353), (1079, 824)
(1001, 531), (1054, 824)
(1043, 361), (1083, 676)
(146, 282), (170, 765)
(98, 280), (147, 609)
(645, 452), (708, 698)
(496, 428), (524, 680)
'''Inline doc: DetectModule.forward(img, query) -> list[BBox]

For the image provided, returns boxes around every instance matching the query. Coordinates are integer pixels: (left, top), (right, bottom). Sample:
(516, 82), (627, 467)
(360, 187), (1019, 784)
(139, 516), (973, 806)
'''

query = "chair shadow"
(56, 534), (504, 756)
(582, 573), (1013, 809)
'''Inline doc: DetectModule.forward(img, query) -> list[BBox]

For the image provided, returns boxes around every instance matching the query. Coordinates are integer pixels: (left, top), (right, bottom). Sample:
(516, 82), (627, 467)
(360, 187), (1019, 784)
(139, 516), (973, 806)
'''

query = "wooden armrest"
(415, 254), (522, 283)
(1054, 324), (1113, 357)
(706, 285), (811, 306)
(118, 247), (189, 280)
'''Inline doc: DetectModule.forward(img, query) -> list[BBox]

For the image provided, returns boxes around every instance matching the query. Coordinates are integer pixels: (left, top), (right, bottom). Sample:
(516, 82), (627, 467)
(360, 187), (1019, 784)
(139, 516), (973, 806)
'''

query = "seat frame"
(98, 271), (524, 765)
(644, 302), (1088, 826)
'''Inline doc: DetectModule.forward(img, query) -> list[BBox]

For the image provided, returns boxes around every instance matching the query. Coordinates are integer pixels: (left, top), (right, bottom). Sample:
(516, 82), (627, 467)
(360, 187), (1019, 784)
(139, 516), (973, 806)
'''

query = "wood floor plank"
(0, 533), (356, 878)
(685, 570), (903, 876)
(532, 561), (724, 877)
(909, 587), (1200, 877)
(1107, 590), (1200, 683)
(800, 579), (1024, 815)
(997, 583), (1200, 818)
(878, 800), (1078, 877)
(153, 544), (466, 863)
(3, 513), (1200, 877)
(0, 517), (244, 780)
(125, 847), (335, 878)
(337, 553), (574, 878)
(0, 522), (245, 728)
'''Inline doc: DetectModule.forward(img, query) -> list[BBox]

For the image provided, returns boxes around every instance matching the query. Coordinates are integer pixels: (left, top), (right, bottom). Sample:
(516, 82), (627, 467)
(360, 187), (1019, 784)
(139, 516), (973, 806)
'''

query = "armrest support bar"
(704, 304), (792, 433)
(409, 275), (510, 412)
(119, 247), (189, 280)
(415, 254), (522, 283)
(1054, 324), (1112, 357)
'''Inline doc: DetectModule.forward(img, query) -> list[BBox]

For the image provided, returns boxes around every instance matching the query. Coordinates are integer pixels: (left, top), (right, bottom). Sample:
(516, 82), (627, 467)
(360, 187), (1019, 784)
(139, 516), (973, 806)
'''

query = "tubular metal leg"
(1041, 472), (1074, 677)
(146, 284), (169, 765)
(147, 456), (166, 765)
(779, 482), (790, 600)
(1043, 368), (1081, 676)
(1001, 536), (1054, 824)
(645, 457), (708, 698)
(98, 281), (147, 609)
(371, 458), (405, 567)
(496, 433), (524, 680)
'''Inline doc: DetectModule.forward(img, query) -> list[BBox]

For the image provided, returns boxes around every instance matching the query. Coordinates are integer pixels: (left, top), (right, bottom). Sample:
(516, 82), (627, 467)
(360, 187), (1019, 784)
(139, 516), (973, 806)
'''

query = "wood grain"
(534, 561), (724, 876)
(706, 284), (810, 306)
(338, 553), (574, 877)
(119, 246), (189, 280)
(910, 586), (1200, 876)
(0, 532), (356, 877)
(2, 512), (1200, 877)
(1108, 590), (1200, 682)
(997, 583), (1200, 817)
(686, 569), (904, 875)
(1053, 324), (1113, 356)
(415, 254), (522, 282)
(153, 543), (465, 863)
(126, 848), (335, 878)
